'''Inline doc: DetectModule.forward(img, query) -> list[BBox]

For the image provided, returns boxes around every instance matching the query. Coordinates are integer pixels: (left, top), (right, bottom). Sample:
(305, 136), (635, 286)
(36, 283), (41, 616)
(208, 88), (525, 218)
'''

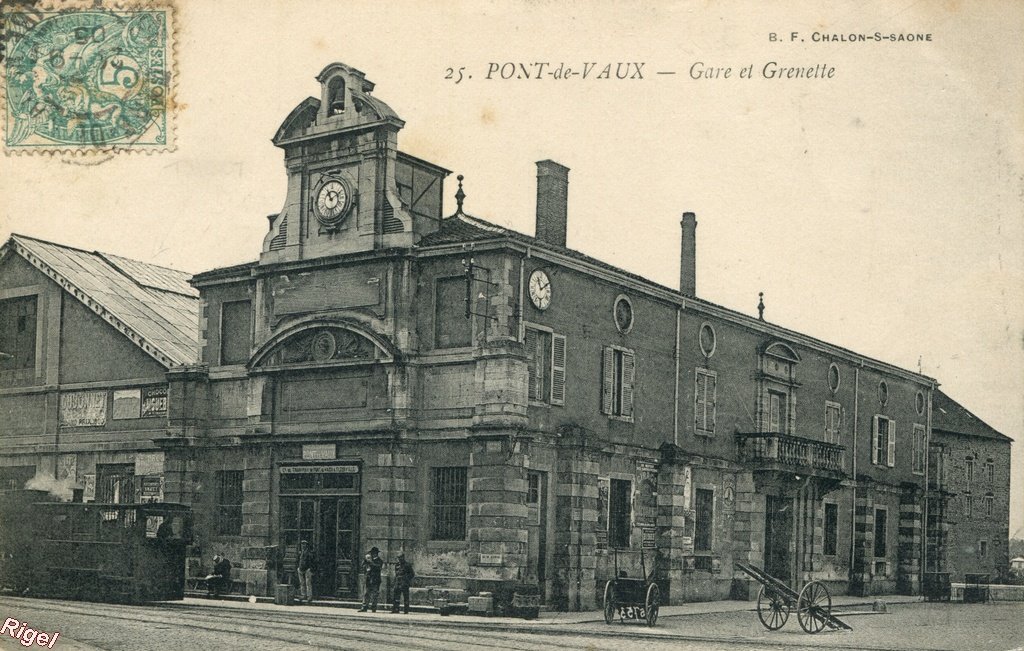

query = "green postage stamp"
(2, 0), (175, 153)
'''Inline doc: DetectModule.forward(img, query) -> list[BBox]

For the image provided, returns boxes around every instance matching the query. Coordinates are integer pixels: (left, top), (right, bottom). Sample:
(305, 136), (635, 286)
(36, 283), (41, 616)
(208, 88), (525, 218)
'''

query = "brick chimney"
(680, 212), (697, 296)
(535, 160), (570, 247)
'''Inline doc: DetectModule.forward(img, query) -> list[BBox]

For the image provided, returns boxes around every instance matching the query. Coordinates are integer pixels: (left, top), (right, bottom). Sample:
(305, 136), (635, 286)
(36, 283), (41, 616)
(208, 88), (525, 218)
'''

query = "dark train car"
(0, 492), (192, 603)
(0, 489), (51, 594)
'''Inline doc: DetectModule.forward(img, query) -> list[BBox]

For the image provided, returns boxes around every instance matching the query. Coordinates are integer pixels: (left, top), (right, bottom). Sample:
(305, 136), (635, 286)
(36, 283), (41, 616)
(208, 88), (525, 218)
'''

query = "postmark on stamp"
(1, 0), (175, 154)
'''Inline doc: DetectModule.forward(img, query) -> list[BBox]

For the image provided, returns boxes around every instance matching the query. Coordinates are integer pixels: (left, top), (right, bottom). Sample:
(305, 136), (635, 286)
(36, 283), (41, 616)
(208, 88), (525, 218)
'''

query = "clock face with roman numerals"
(529, 269), (552, 310)
(314, 178), (352, 226)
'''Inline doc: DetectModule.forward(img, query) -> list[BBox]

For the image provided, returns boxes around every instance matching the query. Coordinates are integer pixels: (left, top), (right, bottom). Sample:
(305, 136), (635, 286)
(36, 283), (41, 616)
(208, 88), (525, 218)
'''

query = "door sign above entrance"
(281, 464), (359, 474)
(302, 444), (337, 460)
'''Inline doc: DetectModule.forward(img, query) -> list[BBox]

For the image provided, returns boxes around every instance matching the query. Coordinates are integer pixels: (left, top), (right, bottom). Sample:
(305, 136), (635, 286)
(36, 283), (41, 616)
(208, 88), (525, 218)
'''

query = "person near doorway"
(297, 540), (316, 604)
(390, 552), (415, 614)
(206, 554), (232, 598)
(358, 546), (383, 612)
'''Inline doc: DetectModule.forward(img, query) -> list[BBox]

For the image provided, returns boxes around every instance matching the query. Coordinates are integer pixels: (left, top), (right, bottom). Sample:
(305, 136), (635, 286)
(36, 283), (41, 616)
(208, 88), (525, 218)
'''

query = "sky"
(1, 0), (1022, 533)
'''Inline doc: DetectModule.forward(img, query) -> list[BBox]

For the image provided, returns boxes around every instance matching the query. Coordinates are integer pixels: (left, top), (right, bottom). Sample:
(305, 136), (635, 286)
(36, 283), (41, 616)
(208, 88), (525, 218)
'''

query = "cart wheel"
(796, 580), (831, 634)
(645, 583), (660, 627)
(603, 581), (616, 625)
(756, 585), (790, 631)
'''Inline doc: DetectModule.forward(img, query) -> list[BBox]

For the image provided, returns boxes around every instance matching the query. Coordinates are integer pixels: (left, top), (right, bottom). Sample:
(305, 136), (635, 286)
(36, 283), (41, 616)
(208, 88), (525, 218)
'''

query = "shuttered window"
(825, 402), (841, 444)
(912, 424), (926, 474)
(695, 369), (717, 435)
(525, 327), (566, 405)
(601, 346), (635, 419)
(872, 416), (894, 467)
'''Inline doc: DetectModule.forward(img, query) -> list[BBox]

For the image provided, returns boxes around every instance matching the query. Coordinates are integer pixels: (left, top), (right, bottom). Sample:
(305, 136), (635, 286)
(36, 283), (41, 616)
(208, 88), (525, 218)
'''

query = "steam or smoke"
(24, 473), (78, 502)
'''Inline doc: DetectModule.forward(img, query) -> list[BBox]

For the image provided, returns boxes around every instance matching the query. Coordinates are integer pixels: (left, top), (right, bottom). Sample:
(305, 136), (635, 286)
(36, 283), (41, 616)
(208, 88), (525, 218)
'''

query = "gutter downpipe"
(673, 304), (682, 446)
(849, 363), (861, 582)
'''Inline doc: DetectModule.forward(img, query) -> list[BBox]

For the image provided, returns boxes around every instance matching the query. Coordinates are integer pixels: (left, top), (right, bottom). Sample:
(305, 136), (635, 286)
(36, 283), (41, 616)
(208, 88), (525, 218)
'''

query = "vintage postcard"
(0, 1), (1021, 650)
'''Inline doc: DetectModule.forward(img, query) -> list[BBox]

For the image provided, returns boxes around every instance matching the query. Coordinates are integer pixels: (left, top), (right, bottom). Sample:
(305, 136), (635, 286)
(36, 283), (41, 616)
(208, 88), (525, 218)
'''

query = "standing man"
(297, 540), (316, 604)
(390, 552), (415, 614)
(358, 546), (383, 612)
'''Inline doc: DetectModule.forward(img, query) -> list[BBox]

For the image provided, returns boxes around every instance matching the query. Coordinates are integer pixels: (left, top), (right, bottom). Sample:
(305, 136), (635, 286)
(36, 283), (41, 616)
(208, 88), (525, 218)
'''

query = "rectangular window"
(824, 402), (841, 444)
(694, 488), (714, 552)
(527, 472), (540, 505)
(824, 503), (839, 556)
(965, 457), (975, 483)
(980, 540), (988, 557)
(216, 470), (244, 536)
(985, 460), (994, 483)
(984, 494), (994, 517)
(525, 328), (566, 405)
(874, 508), (887, 558)
(965, 492), (973, 518)
(0, 295), (37, 372)
(430, 467), (467, 540)
(609, 478), (632, 548)
(768, 391), (786, 433)
(694, 369), (717, 436)
(219, 300), (252, 365)
(434, 277), (471, 348)
(602, 347), (635, 419)
(872, 416), (895, 467)
(912, 424), (926, 474)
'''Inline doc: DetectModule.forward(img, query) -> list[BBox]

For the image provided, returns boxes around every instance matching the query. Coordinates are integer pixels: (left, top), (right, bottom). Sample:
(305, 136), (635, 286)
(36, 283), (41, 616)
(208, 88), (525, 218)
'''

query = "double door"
(280, 496), (359, 597)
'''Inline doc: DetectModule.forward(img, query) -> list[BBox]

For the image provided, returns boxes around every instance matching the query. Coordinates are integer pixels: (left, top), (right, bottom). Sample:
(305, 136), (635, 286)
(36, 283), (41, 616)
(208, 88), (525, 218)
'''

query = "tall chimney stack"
(680, 212), (697, 296)
(535, 160), (570, 247)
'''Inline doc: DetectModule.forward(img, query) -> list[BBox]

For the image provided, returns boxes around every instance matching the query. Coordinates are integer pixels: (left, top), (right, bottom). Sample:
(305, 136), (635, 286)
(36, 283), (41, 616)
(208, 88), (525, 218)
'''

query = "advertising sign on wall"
(59, 391), (107, 427)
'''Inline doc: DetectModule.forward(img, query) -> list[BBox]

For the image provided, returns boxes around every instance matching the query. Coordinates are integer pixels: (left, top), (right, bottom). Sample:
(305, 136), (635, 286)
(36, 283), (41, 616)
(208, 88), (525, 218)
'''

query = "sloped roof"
(932, 389), (1012, 442)
(4, 234), (200, 368)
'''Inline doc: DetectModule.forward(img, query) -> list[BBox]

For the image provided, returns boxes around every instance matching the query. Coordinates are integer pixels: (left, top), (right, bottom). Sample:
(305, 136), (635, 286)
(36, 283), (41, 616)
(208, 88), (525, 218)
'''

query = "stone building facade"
(926, 390), (1012, 583)
(0, 61), (1013, 609)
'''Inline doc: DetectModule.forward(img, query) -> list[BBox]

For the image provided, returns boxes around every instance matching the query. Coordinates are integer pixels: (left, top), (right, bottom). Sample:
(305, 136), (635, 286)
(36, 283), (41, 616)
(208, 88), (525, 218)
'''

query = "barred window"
(217, 470), (244, 536)
(431, 467), (467, 540)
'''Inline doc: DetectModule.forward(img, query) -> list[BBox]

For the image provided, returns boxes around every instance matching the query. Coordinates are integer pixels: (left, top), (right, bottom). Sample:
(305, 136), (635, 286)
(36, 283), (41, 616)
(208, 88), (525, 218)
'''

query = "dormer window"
(327, 76), (346, 116)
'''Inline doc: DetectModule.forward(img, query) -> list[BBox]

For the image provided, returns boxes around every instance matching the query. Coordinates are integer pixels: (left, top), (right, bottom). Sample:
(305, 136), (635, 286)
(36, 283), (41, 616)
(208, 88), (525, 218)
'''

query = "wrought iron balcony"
(736, 431), (846, 476)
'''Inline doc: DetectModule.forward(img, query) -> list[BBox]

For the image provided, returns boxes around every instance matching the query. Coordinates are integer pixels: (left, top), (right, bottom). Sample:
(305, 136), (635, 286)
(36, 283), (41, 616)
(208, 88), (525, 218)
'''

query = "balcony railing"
(736, 432), (845, 474)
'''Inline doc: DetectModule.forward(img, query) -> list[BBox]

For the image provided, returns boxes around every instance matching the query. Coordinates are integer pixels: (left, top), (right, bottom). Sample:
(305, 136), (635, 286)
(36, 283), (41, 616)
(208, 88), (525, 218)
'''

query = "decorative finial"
(757, 292), (765, 321)
(455, 174), (466, 214)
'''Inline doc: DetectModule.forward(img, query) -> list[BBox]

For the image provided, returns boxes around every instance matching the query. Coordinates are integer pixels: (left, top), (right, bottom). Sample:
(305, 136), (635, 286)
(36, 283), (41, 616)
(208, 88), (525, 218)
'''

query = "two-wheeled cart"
(734, 562), (852, 634)
(602, 548), (660, 627)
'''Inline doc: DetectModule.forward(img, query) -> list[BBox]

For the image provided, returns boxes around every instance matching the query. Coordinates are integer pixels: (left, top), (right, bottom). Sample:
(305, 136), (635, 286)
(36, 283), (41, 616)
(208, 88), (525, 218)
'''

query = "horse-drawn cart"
(735, 562), (852, 634)
(602, 549), (660, 627)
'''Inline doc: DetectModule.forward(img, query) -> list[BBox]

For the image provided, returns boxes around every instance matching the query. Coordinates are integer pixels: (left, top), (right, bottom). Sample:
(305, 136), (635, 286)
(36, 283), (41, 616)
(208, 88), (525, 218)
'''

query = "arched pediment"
(249, 318), (397, 371)
(762, 341), (801, 363)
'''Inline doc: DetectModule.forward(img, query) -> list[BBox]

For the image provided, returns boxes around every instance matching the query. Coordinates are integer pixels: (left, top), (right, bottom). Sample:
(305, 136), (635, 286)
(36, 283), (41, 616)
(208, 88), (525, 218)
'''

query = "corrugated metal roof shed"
(7, 234), (200, 368)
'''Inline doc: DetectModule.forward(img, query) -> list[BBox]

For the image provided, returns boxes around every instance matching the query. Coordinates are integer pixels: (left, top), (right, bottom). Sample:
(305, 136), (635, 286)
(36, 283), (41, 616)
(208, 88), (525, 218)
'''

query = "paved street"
(1, 596), (1022, 651)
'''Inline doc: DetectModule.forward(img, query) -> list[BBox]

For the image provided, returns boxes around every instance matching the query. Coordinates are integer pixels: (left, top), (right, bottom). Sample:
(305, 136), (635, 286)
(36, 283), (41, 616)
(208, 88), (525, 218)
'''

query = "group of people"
(299, 541), (416, 613)
(203, 542), (416, 612)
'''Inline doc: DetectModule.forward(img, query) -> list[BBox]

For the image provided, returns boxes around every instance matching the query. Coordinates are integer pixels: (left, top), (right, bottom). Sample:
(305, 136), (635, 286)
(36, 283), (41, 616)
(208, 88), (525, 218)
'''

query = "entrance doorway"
(764, 494), (793, 586)
(279, 463), (361, 598)
(525, 470), (548, 599)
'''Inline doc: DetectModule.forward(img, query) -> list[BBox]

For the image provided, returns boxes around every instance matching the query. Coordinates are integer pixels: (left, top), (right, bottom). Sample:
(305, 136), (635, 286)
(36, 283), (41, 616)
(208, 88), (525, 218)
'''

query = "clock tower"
(261, 62), (448, 264)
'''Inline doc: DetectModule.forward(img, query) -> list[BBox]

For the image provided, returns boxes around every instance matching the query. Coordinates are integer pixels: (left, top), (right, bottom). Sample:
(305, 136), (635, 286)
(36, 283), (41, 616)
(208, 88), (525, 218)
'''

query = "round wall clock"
(528, 269), (552, 310)
(313, 177), (352, 227)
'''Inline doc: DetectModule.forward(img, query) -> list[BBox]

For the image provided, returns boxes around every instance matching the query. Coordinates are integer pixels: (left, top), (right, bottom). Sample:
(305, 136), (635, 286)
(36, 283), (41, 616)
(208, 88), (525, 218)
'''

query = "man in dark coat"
(207, 554), (232, 598)
(297, 540), (316, 604)
(358, 546), (383, 612)
(390, 552), (415, 613)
